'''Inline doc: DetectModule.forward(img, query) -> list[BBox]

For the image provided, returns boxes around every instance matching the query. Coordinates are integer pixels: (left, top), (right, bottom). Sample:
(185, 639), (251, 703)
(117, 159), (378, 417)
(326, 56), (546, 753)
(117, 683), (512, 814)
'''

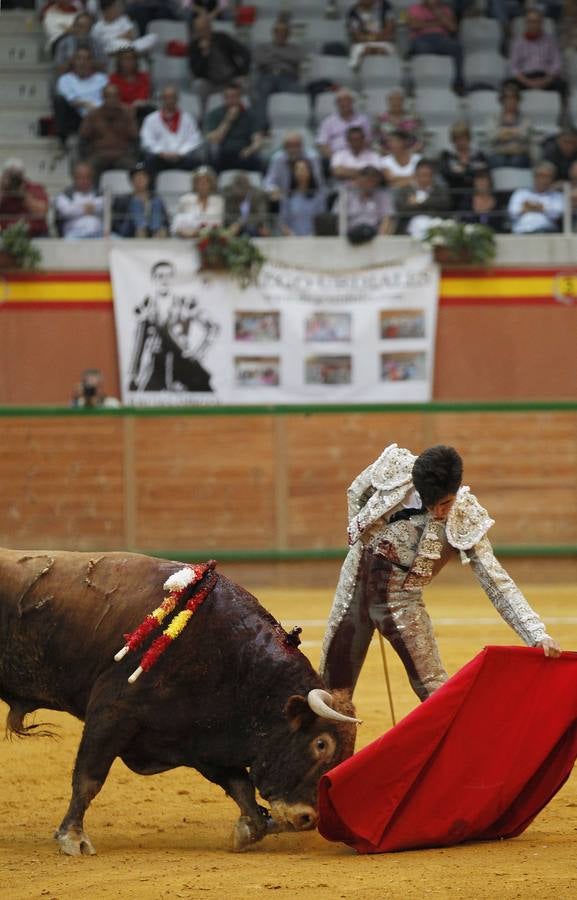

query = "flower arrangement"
(197, 226), (264, 287)
(0, 221), (42, 270)
(422, 219), (497, 266)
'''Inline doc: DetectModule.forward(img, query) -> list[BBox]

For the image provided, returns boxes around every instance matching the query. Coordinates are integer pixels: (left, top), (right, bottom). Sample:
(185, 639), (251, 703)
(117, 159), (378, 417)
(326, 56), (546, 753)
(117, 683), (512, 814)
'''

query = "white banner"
(110, 246), (439, 406)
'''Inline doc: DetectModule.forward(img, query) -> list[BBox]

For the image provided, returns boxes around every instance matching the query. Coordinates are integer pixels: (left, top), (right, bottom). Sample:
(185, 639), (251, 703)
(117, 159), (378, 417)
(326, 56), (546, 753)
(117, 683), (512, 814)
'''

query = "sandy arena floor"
(1, 583), (576, 900)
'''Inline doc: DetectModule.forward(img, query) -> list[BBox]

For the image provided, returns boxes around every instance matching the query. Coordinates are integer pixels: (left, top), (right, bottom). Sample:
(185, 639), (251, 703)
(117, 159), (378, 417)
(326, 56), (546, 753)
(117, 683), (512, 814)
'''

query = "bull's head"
(251, 689), (360, 834)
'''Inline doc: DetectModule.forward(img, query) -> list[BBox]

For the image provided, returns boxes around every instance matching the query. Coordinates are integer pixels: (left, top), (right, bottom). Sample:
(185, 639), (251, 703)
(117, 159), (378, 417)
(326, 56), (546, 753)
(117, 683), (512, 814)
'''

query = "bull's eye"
(316, 739), (326, 751)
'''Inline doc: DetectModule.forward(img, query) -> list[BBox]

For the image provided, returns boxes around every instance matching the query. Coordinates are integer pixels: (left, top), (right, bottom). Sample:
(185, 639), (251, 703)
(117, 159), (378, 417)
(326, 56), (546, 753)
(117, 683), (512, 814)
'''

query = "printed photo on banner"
(380, 309), (426, 340)
(235, 311), (280, 342)
(305, 355), (352, 385)
(235, 356), (280, 386)
(381, 351), (427, 382)
(305, 312), (351, 342)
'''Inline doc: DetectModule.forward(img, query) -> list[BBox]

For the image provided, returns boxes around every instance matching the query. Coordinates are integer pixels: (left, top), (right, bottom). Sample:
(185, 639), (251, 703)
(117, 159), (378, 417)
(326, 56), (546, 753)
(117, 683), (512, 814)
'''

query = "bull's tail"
(5, 704), (58, 740)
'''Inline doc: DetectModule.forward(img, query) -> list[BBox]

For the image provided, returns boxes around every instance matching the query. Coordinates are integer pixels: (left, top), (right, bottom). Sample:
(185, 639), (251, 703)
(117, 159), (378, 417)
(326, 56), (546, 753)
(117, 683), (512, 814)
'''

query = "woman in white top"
(381, 130), (421, 188)
(171, 167), (224, 238)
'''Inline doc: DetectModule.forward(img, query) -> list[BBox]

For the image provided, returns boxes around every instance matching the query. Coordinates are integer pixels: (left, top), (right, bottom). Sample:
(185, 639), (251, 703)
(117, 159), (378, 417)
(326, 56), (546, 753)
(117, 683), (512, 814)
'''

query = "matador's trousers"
(323, 547), (448, 701)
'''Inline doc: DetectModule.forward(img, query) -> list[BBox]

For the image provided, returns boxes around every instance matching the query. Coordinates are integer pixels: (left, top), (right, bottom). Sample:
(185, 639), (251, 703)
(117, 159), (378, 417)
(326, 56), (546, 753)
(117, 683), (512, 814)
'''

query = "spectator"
(223, 171), (271, 236)
(42, 0), (84, 56)
(330, 125), (383, 182)
(205, 82), (264, 173)
(507, 161), (564, 233)
(461, 170), (505, 233)
(542, 129), (577, 183)
(568, 159), (577, 230)
(109, 47), (155, 126)
(438, 121), (489, 210)
(381, 129), (421, 188)
(279, 159), (326, 236)
(406, 0), (462, 91)
(54, 47), (109, 151)
(92, 0), (158, 57)
(112, 162), (169, 237)
(374, 87), (423, 154)
(338, 165), (395, 236)
(263, 131), (324, 202)
(508, 8), (565, 96)
(171, 166), (224, 237)
(189, 12), (251, 110)
(0, 158), (49, 237)
(71, 368), (120, 408)
(140, 85), (205, 178)
(54, 161), (104, 239)
(347, 0), (396, 71)
(395, 157), (450, 235)
(486, 80), (532, 169)
(53, 11), (108, 75)
(79, 82), (139, 181)
(316, 88), (372, 167)
(251, 19), (306, 131)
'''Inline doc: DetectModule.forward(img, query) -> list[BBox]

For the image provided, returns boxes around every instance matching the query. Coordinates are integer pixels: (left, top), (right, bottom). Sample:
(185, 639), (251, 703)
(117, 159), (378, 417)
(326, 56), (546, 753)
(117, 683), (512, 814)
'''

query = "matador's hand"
(537, 637), (562, 658)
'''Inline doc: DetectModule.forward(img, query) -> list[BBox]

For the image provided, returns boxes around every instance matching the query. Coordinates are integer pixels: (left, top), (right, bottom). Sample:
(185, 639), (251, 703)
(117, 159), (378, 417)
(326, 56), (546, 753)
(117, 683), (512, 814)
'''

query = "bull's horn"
(307, 689), (362, 725)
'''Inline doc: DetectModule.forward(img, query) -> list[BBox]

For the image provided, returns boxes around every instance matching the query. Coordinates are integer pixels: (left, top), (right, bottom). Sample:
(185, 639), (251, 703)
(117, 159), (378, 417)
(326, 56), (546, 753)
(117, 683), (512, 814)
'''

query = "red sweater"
(109, 71), (151, 106)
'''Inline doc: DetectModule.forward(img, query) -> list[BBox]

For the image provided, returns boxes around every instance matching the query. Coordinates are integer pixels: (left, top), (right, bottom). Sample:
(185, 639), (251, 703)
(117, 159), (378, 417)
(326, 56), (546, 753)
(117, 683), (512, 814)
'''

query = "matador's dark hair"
(411, 445), (463, 508)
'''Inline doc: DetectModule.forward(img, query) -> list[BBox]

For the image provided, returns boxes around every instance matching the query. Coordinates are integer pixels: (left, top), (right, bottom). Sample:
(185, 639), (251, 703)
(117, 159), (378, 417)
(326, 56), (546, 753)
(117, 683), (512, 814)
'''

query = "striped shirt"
(509, 33), (562, 78)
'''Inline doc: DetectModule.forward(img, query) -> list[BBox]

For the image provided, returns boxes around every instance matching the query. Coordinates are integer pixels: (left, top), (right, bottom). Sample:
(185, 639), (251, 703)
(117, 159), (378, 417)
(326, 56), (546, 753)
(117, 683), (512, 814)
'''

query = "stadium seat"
(458, 17), (502, 54)
(414, 88), (463, 126)
(410, 54), (453, 89)
(521, 90), (562, 135)
(463, 51), (506, 91)
(146, 19), (189, 53)
(359, 54), (403, 91)
(156, 169), (192, 216)
(99, 169), (132, 195)
(307, 54), (356, 89)
(301, 19), (348, 54)
(491, 167), (533, 192)
(267, 92), (311, 129)
(150, 56), (191, 92)
(569, 91), (577, 127)
(217, 169), (264, 191)
(179, 91), (202, 122)
(363, 87), (389, 117)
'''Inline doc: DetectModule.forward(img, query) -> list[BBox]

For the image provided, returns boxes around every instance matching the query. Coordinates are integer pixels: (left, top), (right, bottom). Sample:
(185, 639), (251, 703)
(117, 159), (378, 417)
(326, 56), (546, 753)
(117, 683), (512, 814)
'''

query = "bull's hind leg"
(56, 713), (137, 856)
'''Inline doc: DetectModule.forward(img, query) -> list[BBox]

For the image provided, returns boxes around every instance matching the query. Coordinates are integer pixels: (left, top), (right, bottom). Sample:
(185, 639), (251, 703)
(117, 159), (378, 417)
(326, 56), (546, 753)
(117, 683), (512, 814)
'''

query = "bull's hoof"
(55, 829), (96, 856)
(232, 816), (266, 852)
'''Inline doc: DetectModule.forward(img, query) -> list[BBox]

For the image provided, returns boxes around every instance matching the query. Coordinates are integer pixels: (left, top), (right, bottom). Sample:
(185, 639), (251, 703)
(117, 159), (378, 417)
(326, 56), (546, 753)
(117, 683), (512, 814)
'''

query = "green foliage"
(0, 221), (42, 270)
(197, 227), (264, 288)
(422, 218), (497, 265)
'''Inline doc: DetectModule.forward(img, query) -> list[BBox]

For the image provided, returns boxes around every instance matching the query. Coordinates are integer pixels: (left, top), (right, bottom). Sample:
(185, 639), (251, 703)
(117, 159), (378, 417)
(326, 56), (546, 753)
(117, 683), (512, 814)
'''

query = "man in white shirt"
(140, 85), (205, 178)
(316, 89), (371, 170)
(508, 162), (564, 234)
(54, 47), (108, 150)
(92, 0), (157, 56)
(54, 161), (104, 239)
(330, 126), (383, 182)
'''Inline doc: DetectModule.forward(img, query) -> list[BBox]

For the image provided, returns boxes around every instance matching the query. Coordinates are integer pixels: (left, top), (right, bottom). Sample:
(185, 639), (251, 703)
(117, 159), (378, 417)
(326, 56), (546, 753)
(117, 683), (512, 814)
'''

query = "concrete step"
(0, 109), (45, 139)
(0, 35), (43, 65)
(0, 68), (52, 105)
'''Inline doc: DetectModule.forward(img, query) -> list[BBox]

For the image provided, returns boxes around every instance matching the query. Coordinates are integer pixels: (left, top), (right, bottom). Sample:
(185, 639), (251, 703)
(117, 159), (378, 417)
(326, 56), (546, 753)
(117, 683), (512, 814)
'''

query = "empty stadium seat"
(146, 19), (189, 53)
(410, 54), (453, 89)
(99, 169), (132, 195)
(458, 17), (502, 54)
(307, 55), (356, 89)
(156, 169), (192, 216)
(521, 90), (562, 135)
(359, 54), (403, 91)
(179, 91), (202, 122)
(463, 51), (506, 91)
(217, 169), (264, 191)
(491, 167), (533, 192)
(414, 88), (463, 126)
(150, 56), (191, 92)
(267, 92), (311, 129)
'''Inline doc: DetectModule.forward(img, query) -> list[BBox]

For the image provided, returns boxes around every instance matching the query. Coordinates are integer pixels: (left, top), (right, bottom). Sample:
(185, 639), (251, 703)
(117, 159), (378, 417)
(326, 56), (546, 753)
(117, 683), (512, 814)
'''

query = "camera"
(5, 172), (23, 192)
(82, 383), (98, 400)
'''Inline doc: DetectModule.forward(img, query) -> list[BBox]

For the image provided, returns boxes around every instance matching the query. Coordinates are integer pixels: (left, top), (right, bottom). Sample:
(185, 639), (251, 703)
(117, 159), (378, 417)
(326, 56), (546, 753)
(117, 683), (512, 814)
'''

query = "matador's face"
(428, 493), (457, 521)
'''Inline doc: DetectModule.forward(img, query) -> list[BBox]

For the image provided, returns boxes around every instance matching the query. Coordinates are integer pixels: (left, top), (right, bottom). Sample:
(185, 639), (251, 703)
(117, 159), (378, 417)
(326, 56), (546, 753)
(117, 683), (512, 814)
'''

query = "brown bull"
(0, 548), (358, 854)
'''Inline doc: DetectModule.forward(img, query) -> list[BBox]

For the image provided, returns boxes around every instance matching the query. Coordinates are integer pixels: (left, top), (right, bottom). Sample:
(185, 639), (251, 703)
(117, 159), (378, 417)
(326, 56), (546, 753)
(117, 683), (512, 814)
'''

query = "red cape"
(318, 646), (577, 853)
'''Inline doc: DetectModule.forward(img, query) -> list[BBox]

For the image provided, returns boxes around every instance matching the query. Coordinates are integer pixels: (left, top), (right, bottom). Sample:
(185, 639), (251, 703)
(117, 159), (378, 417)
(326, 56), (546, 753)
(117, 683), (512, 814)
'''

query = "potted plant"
(422, 219), (497, 266)
(0, 221), (42, 270)
(196, 227), (264, 288)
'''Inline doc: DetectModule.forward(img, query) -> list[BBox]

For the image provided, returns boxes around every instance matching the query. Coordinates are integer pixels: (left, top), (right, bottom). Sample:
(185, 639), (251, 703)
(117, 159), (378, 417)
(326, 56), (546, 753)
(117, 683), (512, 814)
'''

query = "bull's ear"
(284, 694), (316, 732)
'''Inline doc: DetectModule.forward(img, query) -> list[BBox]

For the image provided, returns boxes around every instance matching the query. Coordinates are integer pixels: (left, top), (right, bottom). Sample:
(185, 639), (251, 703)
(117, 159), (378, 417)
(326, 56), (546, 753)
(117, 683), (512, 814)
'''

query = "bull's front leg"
(194, 763), (274, 851)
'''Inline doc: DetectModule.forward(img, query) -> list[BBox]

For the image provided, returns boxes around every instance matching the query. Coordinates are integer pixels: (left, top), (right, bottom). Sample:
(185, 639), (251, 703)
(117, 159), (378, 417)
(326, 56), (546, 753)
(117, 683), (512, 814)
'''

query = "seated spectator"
(112, 162), (169, 237)
(189, 12), (251, 111)
(279, 159), (326, 236)
(71, 367), (120, 408)
(109, 47), (155, 126)
(395, 157), (450, 235)
(205, 83), (264, 173)
(42, 0), (84, 56)
(542, 128), (577, 183)
(347, 0), (396, 71)
(461, 170), (505, 233)
(53, 11), (108, 75)
(263, 131), (324, 202)
(331, 125), (383, 182)
(140, 85), (205, 178)
(171, 166), (224, 237)
(406, 0), (462, 91)
(338, 165), (395, 236)
(508, 8), (565, 96)
(251, 19), (306, 131)
(54, 161), (104, 239)
(223, 172), (271, 236)
(381, 130), (421, 188)
(486, 80), (532, 169)
(374, 87), (423, 154)
(79, 83), (139, 181)
(316, 88), (372, 169)
(0, 158), (49, 238)
(438, 121), (489, 210)
(54, 47), (109, 151)
(507, 161), (564, 233)
(569, 159), (577, 230)
(92, 0), (158, 57)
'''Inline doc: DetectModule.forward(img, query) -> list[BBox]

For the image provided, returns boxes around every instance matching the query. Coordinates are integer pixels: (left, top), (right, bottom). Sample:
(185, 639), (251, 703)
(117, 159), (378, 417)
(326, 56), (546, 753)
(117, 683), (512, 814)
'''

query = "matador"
(320, 443), (561, 701)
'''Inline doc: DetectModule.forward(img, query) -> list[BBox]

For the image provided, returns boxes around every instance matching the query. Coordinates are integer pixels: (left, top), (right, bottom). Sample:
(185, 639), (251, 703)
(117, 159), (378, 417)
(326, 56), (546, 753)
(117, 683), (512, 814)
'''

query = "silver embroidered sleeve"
(467, 536), (549, 646)
(347, 464), (375, 521)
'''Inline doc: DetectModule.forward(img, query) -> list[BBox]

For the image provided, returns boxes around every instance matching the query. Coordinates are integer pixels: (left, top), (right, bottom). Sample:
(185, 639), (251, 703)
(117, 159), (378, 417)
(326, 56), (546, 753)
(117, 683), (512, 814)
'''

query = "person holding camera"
(70, 368), (119, 408)
(0, 159), (49, 238)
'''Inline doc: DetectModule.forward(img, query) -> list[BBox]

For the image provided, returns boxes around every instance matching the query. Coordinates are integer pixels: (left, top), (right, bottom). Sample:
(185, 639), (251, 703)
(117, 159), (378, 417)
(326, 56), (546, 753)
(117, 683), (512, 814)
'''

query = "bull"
(0, 548), (359, 855)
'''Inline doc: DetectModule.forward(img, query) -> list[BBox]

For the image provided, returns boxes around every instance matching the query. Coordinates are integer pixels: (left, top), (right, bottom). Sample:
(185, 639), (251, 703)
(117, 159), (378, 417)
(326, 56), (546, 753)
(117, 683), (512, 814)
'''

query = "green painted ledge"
(145, 546), (577, 562)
